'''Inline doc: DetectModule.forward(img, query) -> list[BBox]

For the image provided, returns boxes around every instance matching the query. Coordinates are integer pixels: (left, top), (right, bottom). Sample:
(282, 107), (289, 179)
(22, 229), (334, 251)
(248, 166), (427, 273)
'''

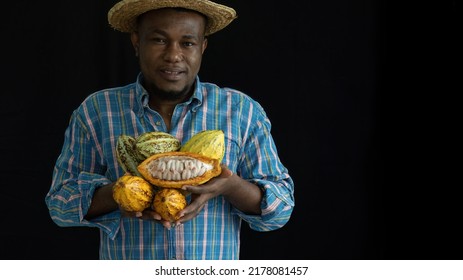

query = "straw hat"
(108, 0), (237, 36)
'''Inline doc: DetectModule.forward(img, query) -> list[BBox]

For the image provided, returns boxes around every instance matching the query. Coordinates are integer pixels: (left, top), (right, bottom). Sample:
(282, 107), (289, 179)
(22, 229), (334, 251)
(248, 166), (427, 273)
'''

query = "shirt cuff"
(78, 172), (121, 239)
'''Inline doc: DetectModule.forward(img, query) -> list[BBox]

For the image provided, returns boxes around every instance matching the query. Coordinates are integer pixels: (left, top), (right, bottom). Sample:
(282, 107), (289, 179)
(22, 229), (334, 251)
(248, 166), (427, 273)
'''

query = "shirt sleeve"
(44, 108), (121, 239)
(231, 99), (295, 231)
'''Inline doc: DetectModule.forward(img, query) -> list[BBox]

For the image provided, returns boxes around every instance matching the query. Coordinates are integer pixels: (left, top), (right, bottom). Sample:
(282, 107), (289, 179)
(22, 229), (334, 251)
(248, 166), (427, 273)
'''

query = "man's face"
(132, 8), (208, 99)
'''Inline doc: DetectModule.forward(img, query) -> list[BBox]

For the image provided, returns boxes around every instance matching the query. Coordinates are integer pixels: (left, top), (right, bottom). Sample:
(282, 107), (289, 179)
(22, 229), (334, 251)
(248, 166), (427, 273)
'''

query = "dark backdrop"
(0, 1), (459, 260)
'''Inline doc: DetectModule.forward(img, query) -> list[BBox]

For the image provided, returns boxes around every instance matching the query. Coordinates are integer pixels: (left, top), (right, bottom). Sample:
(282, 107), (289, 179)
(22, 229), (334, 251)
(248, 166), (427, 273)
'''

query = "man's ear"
(130, 32), (140, 56)
(202, 37), (208, 54)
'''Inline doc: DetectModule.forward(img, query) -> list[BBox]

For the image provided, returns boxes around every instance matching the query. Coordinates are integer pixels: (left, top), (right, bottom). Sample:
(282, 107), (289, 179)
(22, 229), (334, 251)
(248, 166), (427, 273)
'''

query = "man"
(45, 0), (294, 260)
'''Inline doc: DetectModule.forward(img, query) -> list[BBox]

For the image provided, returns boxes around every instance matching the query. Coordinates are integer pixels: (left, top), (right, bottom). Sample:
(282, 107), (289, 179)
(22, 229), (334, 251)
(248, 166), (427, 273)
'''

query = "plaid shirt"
(45, 73), (295, 259)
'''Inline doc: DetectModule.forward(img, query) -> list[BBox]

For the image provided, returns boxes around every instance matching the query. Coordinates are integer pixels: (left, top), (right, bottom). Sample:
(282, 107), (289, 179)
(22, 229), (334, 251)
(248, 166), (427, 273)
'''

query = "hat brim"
(108, 0), (237, 36)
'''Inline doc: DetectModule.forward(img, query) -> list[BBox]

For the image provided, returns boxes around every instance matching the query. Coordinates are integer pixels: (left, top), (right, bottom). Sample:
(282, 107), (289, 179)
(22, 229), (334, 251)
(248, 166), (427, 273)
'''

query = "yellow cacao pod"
(135, 131), (181, 161)
(137, 151), (221, 188)
(113, 175), (155, 212)
(180, 130), (225, 162)
(152, 188), (187, 222)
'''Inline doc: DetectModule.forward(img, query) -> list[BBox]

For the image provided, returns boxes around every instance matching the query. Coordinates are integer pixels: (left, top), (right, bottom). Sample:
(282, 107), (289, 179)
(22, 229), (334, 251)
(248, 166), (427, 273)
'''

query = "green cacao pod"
(116, 134), (143, 177)
(180, 130), (225, 162)
(135, 131), (181, 161)
(137, 151), (221, 188)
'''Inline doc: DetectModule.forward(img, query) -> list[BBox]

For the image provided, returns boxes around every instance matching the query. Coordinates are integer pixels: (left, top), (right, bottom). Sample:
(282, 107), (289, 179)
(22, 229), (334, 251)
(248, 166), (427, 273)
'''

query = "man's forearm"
(223, 174), (263, 215)
(84, 183), (119, 219)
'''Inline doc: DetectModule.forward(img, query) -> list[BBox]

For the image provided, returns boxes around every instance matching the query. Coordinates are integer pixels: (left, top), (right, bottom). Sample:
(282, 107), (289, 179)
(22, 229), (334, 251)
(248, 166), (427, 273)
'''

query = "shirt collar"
(135, 73), (150, 108)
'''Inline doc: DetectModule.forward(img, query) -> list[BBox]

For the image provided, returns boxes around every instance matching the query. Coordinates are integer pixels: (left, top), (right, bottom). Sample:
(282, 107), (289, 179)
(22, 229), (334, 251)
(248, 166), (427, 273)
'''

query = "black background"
(0, 0), (459, 260)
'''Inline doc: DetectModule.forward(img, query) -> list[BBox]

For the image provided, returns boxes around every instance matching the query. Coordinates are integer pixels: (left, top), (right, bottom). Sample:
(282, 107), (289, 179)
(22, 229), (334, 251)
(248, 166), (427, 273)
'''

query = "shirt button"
(155, 121), (161, 125)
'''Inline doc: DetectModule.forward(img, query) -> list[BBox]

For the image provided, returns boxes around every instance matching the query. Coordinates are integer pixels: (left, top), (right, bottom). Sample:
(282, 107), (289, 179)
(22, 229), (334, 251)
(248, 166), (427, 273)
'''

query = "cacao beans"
(137, 151), (221, 188)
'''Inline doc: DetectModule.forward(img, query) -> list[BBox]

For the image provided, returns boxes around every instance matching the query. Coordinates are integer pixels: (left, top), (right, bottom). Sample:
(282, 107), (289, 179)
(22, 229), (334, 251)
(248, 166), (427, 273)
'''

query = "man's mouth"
(160, 69), (185, 81)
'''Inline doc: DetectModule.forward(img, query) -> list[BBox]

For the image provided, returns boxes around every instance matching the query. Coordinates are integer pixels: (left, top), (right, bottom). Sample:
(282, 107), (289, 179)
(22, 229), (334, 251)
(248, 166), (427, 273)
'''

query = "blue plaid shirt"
(45, 73), (295, 259)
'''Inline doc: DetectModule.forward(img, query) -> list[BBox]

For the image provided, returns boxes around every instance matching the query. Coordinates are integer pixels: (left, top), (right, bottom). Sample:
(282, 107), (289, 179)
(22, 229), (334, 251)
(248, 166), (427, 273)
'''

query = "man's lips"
(159, 68), (185, 81)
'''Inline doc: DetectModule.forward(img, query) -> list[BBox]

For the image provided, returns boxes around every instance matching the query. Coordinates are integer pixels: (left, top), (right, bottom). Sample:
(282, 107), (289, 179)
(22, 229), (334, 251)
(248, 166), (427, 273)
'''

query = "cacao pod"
(116, 134), (143, 177)
(180, 129), (225, 162)
(113, 175), (155, 212)
(135, 131), (181, 161)
(137, 151), (221, 188)
(152, 188), (187, 222)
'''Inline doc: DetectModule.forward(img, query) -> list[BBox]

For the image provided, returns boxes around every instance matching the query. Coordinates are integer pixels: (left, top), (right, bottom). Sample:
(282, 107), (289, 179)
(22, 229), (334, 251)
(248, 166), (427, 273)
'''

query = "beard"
(155, 88), (189, 101)
(146, 80), (194, 102)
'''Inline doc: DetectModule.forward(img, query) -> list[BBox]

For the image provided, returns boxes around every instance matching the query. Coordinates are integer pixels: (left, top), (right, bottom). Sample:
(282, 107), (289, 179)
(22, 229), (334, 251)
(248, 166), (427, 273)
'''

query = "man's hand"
(119, 207), (173, 229)
(175, 165), (233, 224)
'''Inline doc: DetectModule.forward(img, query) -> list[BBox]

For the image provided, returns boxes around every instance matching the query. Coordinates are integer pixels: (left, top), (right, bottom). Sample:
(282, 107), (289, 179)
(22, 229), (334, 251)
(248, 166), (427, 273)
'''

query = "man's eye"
(152, 38), (166, 44)
(183, 42), (194, 47)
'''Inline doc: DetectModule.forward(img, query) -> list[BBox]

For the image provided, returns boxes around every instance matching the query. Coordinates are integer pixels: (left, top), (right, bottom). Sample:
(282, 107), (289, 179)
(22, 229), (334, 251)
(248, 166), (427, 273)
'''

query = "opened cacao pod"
(137, 151), (221, 188)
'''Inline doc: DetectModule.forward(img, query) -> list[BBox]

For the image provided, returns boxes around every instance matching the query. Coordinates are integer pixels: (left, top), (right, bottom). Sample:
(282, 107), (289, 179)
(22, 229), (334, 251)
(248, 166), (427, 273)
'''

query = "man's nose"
(164, 43), (183, 62)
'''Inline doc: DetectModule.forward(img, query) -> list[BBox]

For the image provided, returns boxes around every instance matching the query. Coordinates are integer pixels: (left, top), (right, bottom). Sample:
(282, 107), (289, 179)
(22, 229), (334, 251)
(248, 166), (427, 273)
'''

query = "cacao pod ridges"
(152, 188), (187, 222)
(180, 129), (225, 162)
(113, 175), (155, 212)
(116, 134), (143, 177)
(135, 131), (181, 161)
